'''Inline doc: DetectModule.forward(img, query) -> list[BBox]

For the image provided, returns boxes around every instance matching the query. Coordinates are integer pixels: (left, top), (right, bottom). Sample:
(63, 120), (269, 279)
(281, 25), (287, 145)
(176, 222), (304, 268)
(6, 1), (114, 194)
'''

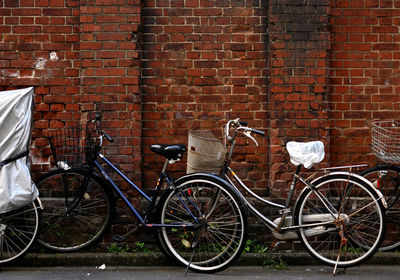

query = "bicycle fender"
(295, 171), (387, 211)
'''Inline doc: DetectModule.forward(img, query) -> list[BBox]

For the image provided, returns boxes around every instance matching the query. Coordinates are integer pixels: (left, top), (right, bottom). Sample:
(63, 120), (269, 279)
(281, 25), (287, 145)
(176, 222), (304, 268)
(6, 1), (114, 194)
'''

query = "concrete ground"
(2, 265), (400, 280)
(8, 251), (400, 267)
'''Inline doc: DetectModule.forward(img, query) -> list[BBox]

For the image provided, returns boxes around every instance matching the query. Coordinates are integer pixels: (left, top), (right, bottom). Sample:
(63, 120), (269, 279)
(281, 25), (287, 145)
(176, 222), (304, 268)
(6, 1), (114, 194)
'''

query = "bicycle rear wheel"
(294, 173), (386, 268)
(360, 164), (400, 251)
(36, 168), (114, 252)
(0, 199), (41, 264)
(156, 175), (247, 273)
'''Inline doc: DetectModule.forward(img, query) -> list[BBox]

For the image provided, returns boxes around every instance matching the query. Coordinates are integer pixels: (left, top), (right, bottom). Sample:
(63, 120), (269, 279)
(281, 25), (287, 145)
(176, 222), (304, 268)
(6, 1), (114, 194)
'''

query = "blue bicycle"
(36, 113), (248, 273)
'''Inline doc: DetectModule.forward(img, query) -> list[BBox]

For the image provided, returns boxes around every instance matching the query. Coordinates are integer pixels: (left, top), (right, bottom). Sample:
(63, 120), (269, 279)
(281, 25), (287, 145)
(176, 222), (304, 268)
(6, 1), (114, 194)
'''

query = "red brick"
(1, 0), (397, 244)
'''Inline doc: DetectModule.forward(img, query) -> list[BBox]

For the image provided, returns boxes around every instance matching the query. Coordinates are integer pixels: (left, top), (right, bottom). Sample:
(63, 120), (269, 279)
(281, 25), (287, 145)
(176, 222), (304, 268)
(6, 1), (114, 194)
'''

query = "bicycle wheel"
(156, 175), (247, 273)
(294, 173), (386, 268)
(0, 199), (41, 264)
(36, 168), (114, 252)
(360, 164), (400, 251)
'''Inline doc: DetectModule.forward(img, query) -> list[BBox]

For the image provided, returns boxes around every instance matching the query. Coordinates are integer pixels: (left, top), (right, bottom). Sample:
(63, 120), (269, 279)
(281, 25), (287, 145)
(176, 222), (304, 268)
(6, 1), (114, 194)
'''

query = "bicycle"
(0, 87), (42, 265)
(0, 199), (41, 265)
(210, 118), (387, 274)
(359, 120), (400, 251)
(36, 113), (248, 273)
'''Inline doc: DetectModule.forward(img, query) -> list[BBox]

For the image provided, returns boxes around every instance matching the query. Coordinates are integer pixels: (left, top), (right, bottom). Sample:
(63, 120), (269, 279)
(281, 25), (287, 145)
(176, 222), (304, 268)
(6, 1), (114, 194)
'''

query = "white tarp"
(0, 87), (38, 214)
(286, 141), (325, 169)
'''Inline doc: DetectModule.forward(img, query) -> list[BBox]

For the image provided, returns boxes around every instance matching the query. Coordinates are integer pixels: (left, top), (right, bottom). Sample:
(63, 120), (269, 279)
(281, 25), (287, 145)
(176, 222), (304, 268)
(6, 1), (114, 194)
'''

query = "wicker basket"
(47, 127), (86, 169)
(372, 120), (400, 164)
(186, 130), (226, 174)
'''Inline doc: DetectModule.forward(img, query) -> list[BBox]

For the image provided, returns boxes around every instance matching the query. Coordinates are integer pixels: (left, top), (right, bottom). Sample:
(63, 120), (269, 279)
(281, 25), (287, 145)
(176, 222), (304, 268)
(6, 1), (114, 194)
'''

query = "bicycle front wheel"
(156, 175), (248, 273)
(360, 164), (400, 251)
(0, 199), (41, 264)
(294, 173), (386, 268)
(36, 168), (114, 252)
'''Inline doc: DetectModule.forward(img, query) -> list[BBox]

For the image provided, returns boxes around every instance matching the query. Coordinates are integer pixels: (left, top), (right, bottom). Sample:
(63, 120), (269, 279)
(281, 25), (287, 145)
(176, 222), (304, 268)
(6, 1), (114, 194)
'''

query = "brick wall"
(141, 0), (269, 193)
(268, 0), (330, 197)
(1, 0), (400, 246)
(0, 0), (81, 175)
(3, 0), (397, 198)
(329, 0), (400, 166)
(0, 0), (142, 185)
(79, 0), (142, 195)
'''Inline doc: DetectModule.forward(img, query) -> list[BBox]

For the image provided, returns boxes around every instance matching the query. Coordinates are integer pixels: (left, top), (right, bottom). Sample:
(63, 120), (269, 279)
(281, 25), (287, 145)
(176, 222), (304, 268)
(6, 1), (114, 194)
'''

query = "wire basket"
(372, 120), (400, 164)
(187, 130), (227, 174)
(47, 127), (87, 169)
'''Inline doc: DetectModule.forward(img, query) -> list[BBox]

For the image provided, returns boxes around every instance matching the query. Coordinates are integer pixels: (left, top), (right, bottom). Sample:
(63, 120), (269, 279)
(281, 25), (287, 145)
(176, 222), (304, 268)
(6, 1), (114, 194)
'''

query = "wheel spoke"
(295, 174), (385, 268)
(37, 170), (112, 251)
(157, 178), (247, 273)
(0, 201), (39, 264)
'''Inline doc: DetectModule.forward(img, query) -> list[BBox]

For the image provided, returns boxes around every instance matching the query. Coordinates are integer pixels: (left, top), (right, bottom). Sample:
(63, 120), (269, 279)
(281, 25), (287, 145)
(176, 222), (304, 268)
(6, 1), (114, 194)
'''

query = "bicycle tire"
(294, 173), (386, 268)
(156, 174), (248, 273)
(0, 199), (41, 264)
(360, 164), (400, 251)
(36, 168), (114, 252)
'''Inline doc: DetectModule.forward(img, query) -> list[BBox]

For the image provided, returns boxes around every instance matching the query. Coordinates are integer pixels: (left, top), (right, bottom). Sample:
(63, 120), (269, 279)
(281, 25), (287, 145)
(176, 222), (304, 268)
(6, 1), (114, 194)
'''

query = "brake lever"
(244, 129), (259, 146)
(230, 118), (241, 128)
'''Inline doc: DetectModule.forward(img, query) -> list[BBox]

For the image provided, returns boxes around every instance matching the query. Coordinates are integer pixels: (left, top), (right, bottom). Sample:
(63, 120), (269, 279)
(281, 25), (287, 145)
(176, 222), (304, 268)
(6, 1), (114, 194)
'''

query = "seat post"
(161, 158), (169, 174)
(284, 165), (302, 208)
(294, 165), (302, 175)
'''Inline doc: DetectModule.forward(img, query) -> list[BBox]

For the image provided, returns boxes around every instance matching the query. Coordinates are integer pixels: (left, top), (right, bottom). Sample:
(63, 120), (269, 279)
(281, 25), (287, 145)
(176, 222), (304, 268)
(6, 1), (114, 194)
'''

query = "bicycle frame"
(70, 150), (199, 229)
(223, 164), (314, 233)
(222, 122), (374, 237)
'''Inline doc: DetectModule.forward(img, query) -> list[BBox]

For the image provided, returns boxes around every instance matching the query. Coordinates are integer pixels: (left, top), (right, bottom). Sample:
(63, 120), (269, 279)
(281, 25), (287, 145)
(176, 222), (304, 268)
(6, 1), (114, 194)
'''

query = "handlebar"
(252, 129), (265, 136)
(224, 118), (265, 146)
(91, 112), (114, 143)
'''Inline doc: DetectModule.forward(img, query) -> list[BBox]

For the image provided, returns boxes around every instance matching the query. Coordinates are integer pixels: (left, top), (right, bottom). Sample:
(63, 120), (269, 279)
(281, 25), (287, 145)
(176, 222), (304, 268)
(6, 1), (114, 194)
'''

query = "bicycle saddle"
(286, 141), (325, 169)
(150, 144), (186, 161)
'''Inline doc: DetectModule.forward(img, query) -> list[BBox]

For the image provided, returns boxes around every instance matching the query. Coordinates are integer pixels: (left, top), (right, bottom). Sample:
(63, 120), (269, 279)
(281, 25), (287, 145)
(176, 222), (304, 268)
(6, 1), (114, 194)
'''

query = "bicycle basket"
(47, 127), (86, 169)
(372, 120), (400, 164)
(187, 130), (226, 174)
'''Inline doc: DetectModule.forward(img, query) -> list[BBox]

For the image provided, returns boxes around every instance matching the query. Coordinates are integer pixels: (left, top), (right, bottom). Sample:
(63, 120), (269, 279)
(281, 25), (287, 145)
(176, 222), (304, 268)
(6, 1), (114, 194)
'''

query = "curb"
(10, 252), (400, 267)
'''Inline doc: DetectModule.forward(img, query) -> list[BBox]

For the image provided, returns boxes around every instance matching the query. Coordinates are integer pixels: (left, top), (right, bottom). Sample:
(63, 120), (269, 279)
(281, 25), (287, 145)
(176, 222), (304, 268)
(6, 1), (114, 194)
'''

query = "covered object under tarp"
(0, 87), (38, 214)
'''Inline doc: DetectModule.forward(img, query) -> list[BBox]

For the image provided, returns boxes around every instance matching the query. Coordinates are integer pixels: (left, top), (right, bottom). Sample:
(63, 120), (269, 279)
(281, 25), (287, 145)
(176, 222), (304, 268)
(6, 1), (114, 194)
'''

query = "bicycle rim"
(37, 169), (112, 252)
(295, 174), (385, 267)
(157, 178), (247, 273)
(0, 200), (41, 264)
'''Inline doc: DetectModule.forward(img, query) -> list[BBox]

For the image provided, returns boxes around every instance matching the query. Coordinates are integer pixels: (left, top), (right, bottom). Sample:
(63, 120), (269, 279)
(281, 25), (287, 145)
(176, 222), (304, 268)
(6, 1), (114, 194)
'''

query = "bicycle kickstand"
(333, 225), (347, 276)
(184, 249), (195, 277)
(270, 238), (278, 250)
(183, 230), (202, 277)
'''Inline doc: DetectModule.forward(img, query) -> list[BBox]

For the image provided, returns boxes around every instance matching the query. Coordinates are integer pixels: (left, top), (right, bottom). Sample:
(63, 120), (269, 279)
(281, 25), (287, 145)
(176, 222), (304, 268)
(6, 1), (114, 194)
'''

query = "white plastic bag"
(0, 87), (38, 214)
(286, 141), (325, 169)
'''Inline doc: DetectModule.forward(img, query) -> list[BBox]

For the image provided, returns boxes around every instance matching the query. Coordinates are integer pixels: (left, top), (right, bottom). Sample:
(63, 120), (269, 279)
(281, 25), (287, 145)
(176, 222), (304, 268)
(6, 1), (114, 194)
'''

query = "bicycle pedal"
(112, 235), (125, 242)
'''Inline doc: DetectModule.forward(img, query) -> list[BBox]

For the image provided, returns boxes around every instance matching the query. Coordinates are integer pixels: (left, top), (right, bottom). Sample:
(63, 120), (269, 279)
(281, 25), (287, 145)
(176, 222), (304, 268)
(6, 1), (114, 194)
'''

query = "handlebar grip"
(239, 121), (248, 126)
(252, 129), (265, 136)
(103, 131), (114, 143)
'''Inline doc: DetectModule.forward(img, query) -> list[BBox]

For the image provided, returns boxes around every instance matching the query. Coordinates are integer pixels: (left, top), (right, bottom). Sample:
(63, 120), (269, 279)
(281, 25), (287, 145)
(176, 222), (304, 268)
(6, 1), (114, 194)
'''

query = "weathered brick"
(1, 0), (398, 248)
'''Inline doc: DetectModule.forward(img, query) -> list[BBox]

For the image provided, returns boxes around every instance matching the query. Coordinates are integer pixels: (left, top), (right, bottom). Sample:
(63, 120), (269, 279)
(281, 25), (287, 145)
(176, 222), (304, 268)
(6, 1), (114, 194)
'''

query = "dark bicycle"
(360, 120), (400, 251)
(0, 87), (42, 265)
(36, 113), (247, 273)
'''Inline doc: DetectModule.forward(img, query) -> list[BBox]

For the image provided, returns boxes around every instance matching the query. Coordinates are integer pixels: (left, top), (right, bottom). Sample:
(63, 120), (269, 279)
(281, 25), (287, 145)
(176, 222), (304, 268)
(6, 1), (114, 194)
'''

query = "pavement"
(2, 265), (400, 280)
(10, 251), (400, 267)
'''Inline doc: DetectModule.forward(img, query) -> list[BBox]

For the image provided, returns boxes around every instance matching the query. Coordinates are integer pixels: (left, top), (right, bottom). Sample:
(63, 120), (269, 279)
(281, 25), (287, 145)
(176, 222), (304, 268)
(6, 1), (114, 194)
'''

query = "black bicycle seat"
(150, 144), (186, 161)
